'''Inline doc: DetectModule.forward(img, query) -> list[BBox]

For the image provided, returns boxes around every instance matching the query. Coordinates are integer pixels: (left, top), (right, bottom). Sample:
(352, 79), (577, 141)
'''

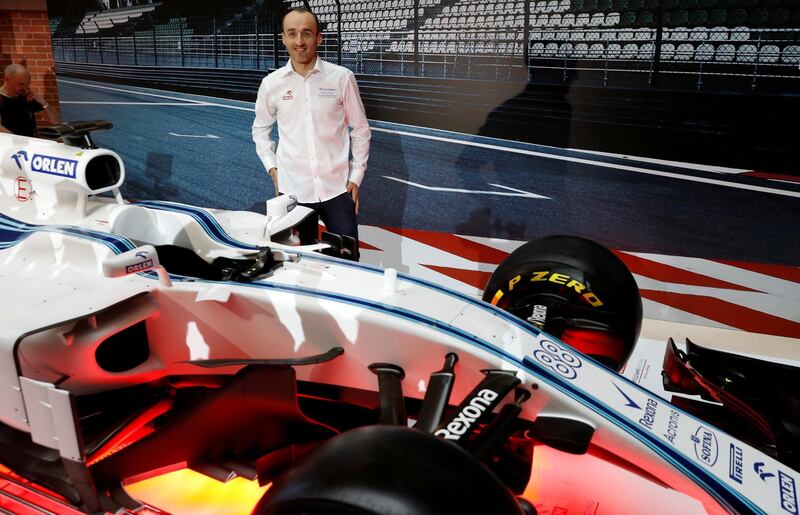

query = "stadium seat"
(709, 26), (728, 40)
(668, 10), (690, 25)
(604, 11), (621, 24)
(726, 8), (747, 25)
(602, 29), (617, 40)
(576, 12), (590, 25)
(544, 41), (559, 55)
(620, 11), (637, 25)
(736, 43), (758, 61)
(782, 45), (800, 63)
(635, 28), (654, 40)
(637, 11), (655, 24)
(588, 42), (604, 56)
(573, 42), (588, 56)
(730, 26), (750, 41)
(689, 26), (708, 40)
(707, 9), (728, 25)
(607, 42), (623, 57)
(759, 44), (780, 63)
(689, 9), (708, 25)
(638, 42), (655, 58)
(558, 42), (573, 56)
(562, 13), (575, 25)
(590, 12), (605, 25)
(531, 41), (545, 55)
(671, 26), (689, 39)
(661, 42), (676, 59)
(715, 43), (735, 60)
(618, 28), (635, 40)
(675, 42), (694, 59)
(622, 42), (638, 58)
(695, 42), (715, 59)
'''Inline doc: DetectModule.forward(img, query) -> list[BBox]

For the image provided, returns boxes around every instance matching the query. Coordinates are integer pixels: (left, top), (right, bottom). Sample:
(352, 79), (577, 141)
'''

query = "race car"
(0, 123), (797, 515)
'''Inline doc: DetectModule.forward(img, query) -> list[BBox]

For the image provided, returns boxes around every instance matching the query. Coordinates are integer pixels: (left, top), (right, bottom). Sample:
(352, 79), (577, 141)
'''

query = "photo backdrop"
(36, 0), (800, 338)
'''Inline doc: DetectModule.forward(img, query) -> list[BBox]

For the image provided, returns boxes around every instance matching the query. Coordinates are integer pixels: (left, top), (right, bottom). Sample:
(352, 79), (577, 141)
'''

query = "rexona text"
(435, 389), (498, 440)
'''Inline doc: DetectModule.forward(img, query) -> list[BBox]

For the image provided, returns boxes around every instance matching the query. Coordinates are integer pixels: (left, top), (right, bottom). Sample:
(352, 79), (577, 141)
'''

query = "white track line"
(58, 79), (253, 111)
(61, 101), (211, 106)
(576, 148), (749, 174)
(370, 127), (800, 199)
(382, 176), (550, 198)
(59, 78), (800, 198)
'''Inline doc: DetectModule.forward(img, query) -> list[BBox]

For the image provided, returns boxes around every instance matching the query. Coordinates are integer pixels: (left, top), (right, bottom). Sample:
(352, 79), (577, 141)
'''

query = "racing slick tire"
(483, 235), (642, 372)
(253, 425), (525, 515)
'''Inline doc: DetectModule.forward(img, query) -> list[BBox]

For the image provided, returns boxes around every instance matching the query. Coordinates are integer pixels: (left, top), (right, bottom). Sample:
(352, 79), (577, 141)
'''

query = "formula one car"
(0, 123), (797, 515)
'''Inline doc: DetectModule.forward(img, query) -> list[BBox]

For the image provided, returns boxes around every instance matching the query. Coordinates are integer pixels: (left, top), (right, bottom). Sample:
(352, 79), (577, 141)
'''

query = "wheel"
(483, 235), (642, 371)
(252, 425), (525, 515)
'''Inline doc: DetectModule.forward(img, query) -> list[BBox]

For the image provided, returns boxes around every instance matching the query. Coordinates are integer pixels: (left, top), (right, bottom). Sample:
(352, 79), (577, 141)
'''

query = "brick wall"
(0, 1), (59, 126)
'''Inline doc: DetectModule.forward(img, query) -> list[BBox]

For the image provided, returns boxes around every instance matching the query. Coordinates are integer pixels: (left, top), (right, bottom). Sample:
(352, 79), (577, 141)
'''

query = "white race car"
(0, 123), (796, 515)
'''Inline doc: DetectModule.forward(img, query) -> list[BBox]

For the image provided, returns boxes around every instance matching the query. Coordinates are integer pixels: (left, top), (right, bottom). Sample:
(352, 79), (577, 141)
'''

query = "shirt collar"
(282, 57), (326, 78)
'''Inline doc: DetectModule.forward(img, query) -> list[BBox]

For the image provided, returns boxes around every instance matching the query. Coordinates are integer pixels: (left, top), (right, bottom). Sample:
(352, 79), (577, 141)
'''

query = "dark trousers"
(301, 191), (359, 243)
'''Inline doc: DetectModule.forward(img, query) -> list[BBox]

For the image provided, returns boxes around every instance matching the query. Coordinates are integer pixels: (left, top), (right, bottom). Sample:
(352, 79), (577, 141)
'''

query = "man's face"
(4, 72), (30, 97)
(282, 11), (321, 66)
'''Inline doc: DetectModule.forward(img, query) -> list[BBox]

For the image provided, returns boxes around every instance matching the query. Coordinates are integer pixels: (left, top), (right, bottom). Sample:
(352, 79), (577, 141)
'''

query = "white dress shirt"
(252, 58), (371, 203)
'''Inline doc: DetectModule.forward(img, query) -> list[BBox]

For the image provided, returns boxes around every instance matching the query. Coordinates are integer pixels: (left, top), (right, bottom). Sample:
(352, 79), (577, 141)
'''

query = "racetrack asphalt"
(56, 77), (800, 266)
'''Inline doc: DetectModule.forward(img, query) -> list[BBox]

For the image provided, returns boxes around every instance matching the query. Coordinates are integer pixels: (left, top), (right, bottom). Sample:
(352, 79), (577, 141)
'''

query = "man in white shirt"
(252, 7), (371, 255)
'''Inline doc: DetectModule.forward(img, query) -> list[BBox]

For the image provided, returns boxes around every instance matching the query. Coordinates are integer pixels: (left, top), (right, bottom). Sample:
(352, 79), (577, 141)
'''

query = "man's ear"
(316, 31), (323, 47)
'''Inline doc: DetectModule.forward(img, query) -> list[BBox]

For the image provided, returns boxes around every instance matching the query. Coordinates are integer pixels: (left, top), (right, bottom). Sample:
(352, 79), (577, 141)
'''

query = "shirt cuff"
(348, 166), (365, 187)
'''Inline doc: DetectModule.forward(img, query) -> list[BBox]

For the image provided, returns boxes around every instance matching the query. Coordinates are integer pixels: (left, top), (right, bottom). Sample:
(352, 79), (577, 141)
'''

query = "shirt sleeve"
(342, 72), (371, 187)
(252, 78), (278, 172)
(30, 99), (44, 113)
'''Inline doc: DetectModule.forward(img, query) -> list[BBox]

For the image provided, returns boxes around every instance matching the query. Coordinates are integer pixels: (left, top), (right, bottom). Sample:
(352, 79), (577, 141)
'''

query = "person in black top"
(0, 64), (59, 137)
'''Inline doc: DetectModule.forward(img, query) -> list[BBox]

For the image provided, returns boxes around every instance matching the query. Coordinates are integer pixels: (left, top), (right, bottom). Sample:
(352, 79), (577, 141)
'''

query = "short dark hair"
(281, 7), (320, 33)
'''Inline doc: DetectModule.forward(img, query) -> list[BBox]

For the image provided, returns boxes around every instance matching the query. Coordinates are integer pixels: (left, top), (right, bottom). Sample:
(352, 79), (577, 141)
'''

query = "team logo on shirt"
(318, 87), (336, 98)
(282, 90), (294, 101)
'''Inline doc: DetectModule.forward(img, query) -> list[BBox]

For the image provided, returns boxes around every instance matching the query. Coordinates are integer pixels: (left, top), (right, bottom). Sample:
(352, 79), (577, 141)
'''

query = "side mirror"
(102, 245), (172, 287)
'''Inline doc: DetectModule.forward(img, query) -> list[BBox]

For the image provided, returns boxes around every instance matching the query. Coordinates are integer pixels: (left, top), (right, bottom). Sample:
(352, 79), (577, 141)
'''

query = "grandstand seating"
(71, 3), (159, 34)
(50, 0), (800, 71)
(284, 0), (800, 68)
